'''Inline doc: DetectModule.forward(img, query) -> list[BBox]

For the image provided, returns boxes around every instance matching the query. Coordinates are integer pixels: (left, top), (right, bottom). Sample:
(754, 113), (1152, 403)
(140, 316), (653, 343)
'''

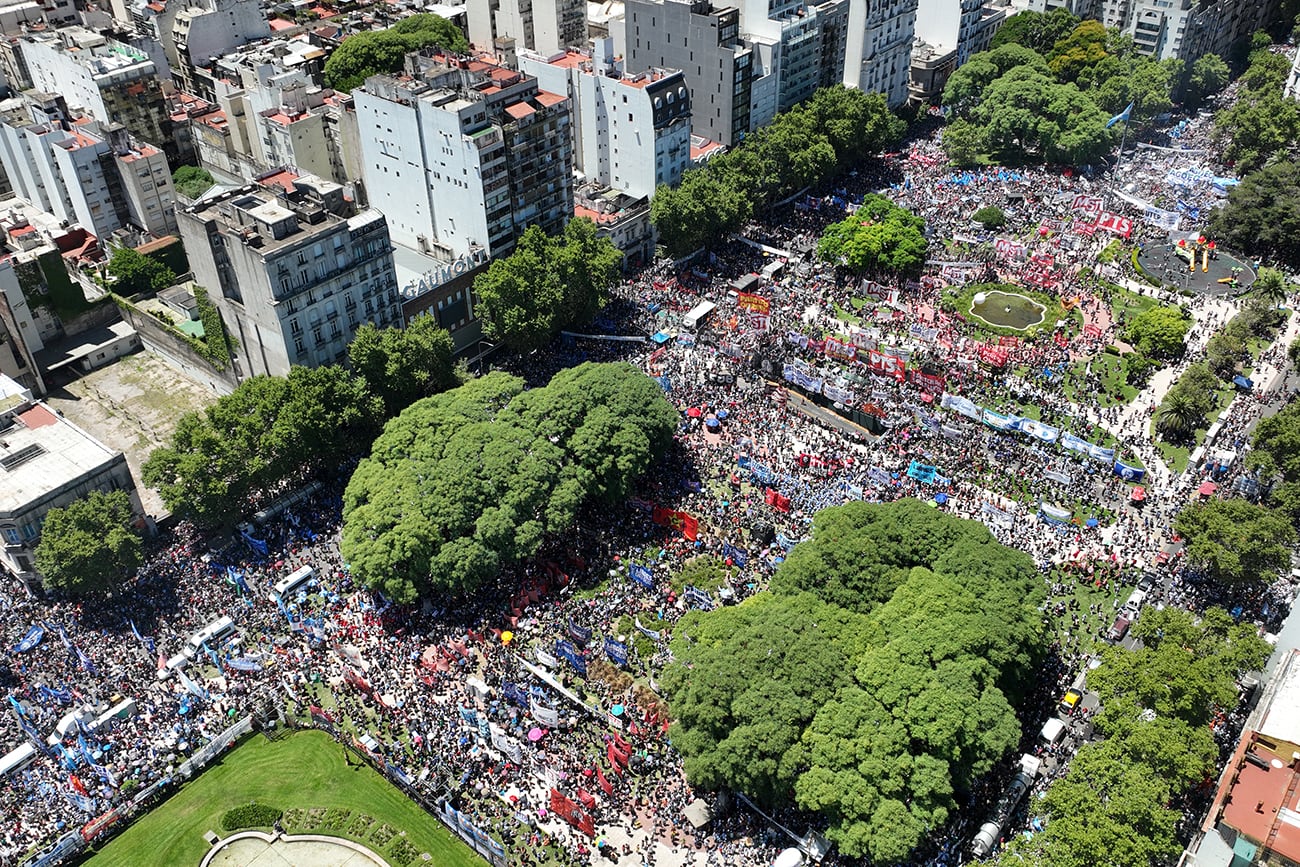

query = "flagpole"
(1109, 105), (1132, 209)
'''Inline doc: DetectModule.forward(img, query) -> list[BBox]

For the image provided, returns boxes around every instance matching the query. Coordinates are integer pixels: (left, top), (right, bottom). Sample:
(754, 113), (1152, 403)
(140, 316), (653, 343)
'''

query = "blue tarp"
(652, 332), (671, 344)
(1233, 375), (1254, 389)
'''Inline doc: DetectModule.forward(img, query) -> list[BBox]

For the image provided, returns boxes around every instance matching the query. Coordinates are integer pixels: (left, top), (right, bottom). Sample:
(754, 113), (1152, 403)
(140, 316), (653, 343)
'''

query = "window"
(2, 528), (19, 545)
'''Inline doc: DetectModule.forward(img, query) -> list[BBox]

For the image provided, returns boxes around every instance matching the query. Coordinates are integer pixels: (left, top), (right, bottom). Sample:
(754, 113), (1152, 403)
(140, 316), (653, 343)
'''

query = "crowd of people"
(1, 81), (1296, 867)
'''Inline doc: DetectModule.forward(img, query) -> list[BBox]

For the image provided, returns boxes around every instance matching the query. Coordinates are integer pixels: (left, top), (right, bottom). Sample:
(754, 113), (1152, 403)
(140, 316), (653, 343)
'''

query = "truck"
(683, 301), (717, 331)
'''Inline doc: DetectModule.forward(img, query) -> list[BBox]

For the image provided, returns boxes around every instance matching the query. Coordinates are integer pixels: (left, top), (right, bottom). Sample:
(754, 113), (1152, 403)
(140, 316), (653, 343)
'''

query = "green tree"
(942, 44), (1051, 112)
(143, 367), (381, 526)
(1253, 266), (1291, 306)
(553, 217), (622, 329)
(35, 490), (142, 595)
(1204, 328), (1247, 379)
(1253, 399), (1300, 483)
(667, 501), (1044, 863)
(817, 195), (928, 275)
(172, 165), (215, 199)
(1122, 303), (1190, 359)
(1213, 51), (1300, 174)
(472, 220), (620, 351)
(107, 246), (176, 296)
(942, 118), (987, 166)
(1048, 21), (1111, 83)
(990, 8), (1080, 54)
(1155, 390), (1202, 441)
(650, 85), (902, 256)
(1184, 53), (1230, 109)
(1208, 160), (1300, 269)
(348, 313), (458, 417)
(663, 592), (863, 804)
(324, 14), (468, 91)
(971, 205), (1006, 229)
(1174, 498), (1296, 586)
(341, 363), (677, 601)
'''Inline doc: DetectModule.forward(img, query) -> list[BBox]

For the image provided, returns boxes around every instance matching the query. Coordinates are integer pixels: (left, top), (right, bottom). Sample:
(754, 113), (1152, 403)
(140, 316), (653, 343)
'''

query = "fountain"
(970, 290), (1047, 331)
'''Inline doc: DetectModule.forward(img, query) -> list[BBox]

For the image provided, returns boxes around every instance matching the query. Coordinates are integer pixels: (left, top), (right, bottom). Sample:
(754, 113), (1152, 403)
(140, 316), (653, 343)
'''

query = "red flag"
(679, 512), (698, 541)
(69, 774), (87, 797)
(614, 733), (632, 754)
(764, 488), (777, 506)
(596, 765), (613, 795)
(607, 743), (627, 770)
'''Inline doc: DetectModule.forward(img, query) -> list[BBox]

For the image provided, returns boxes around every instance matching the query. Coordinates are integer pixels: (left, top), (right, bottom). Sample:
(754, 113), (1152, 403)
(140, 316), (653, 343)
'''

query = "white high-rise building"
(518, 39), (692, 200)
(353, 51), (574, 260)
(0, 95), (177, 238)
(843, 0), (918, 107)
(468, 0), (587, 55)
(914, 0), (986, 66)
(178, 172), (401, 376)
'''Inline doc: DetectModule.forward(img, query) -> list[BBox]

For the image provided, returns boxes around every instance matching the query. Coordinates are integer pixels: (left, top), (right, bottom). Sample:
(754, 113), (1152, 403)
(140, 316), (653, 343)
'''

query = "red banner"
(997, 335), (1020, 347)
(978, 345), (1009, 368)
(595, 765), (613, 795)
(1084, 323), (1103, 338)
(908, 369), (946, 392)
(549, 789), (596, 837)
(736, 292), (770, 314)
(1095, 212), (1132, 238)
(651, 507), (699, 541)
(1071, 219), (1096, 236)
(866, 349), (906, 382)
(824, 337), (856, 361)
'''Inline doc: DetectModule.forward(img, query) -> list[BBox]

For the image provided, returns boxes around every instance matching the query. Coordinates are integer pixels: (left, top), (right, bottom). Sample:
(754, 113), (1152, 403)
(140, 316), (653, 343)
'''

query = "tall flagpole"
(1110, 110), (1130, 209)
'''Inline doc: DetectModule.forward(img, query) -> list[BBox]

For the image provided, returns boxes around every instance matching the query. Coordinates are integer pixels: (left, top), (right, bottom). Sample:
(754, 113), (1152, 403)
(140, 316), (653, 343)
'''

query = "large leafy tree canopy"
(324, 15), (468, 92)
(651, 86), (903, 256)
(341, 363), (677, 602)
(347, 313), (458, 417)
(1121, 303), (1190, 359)
(143, 366), (382, 526)
(943, 20), (1191, 166)
(472, 219), (622, 352)
(1173, 498), (1295, 587)
(1208, 159), (1300, 270)
(1003, 608), (1268, 867)
(1213, 46), (1300, 173)
(816, 194), (928, 276)
(35, 490), (142, 595)
(664, 500), (1045, 862)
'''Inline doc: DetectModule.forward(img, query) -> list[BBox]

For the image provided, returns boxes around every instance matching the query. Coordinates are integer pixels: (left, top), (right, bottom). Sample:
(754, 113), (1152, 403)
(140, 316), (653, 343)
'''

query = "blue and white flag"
(1106, 101), (1133, 129)
(11, 624), (44, 653)
(75, 647), (96, 676)
(1113, 459), (1146, 482)
(634, 618), (661, 641)
(176, 667), (209, 701)
(226, 657), (262, 672)
(684, 586), (715, 611)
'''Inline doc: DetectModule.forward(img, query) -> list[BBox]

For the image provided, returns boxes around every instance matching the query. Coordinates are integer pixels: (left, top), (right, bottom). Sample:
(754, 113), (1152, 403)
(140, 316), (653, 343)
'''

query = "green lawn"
(84, 730), (479, 867)
(1062, 352), (1138, 408)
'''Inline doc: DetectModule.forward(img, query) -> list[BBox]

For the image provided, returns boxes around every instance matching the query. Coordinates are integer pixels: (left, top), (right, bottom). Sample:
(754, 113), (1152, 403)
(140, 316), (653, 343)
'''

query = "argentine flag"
(1106, 101), (1134, 129)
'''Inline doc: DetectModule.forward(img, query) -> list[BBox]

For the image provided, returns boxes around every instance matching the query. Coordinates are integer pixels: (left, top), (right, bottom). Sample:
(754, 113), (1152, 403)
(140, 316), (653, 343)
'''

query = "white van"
(1039, 717), (1067, 747)
(271, 565), (315, 602)
(185, 616), (237, 659)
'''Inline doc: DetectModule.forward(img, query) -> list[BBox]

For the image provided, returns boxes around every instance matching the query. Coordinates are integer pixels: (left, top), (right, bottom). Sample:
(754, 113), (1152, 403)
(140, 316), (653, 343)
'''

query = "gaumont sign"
(400, 248), (489, 299)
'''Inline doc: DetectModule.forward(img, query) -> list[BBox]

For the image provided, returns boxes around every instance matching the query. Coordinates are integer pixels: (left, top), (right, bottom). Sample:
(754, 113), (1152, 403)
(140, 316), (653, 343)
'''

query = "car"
(1059, 688), (1083, 716)
(1108, 615), (1132, 642)
(1137, 572), (1157, 593)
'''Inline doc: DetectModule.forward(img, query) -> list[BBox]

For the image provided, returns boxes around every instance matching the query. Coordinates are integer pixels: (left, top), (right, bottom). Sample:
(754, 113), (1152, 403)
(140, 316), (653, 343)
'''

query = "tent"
(1197, 480), (1219, 497)
(1130, 486), (1146, 503)
(652, 332), (671, 345)
(683, 798), (713, 830)
(1232, 375), (1254, 390)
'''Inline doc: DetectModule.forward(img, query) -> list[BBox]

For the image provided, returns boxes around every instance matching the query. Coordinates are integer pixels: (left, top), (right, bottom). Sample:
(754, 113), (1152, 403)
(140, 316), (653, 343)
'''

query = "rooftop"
(1219, 736), (1300, 862)
(0, 395), (123, 516)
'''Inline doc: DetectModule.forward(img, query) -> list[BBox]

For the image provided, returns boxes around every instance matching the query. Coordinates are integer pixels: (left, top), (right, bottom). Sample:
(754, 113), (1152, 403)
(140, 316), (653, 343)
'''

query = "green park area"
(85, 730), (478, 867)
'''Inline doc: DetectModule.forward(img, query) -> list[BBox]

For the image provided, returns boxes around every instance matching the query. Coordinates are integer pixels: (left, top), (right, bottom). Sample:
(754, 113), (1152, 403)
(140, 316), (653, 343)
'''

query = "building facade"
(0, 95), (178, 238)
(177, 172), (402, 376)
(354, 50), (574, 260)
(519, 39), (691, 199)
(467, 0), (587, 56)
(0, 374), (140, 591)
(842, 0), (917, 107)
(623, 0), (753, 146)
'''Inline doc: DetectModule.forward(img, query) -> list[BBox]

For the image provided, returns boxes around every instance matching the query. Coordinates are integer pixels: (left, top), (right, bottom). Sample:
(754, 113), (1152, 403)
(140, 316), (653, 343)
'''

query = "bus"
(271, 565), (315, 602)
(683, 301), (717, 331)
(185, 615), (237, 659)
